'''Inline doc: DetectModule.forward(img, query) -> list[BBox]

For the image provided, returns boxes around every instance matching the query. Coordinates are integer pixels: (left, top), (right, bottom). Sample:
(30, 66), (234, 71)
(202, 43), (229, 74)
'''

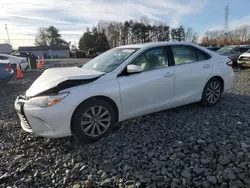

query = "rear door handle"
(164, 72), (173, 77)
(203, 64), (211, 68)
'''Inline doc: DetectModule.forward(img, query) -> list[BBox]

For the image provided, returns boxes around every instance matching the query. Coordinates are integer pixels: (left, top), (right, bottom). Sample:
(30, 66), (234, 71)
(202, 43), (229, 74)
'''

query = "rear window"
(240, 48), (249, 53)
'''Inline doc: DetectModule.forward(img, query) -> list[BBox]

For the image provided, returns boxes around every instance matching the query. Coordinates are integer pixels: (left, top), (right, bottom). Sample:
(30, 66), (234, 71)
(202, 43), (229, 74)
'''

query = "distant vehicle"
(0, 60), (14, 84)
(70, 51), (87, 58)
(216, 46), (250, 68)
(86, 50), (97, 58)
(237, 49), (250, 68)
(206, 47), (220, 51)
(15, 42), (234, 143)
(0, 54), (29, 71)
(12, 52), (38, 60)
(11, 52), (29, 58)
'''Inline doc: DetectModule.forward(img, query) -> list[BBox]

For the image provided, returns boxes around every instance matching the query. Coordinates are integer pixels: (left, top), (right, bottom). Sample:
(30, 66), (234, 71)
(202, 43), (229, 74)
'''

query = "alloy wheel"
(81, 106), (111, 137)
(206, 81), (221, 104)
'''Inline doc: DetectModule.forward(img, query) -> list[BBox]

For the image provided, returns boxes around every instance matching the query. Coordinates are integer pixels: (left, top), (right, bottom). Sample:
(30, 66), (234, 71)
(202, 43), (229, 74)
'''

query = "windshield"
(82, 48), (138, 73)
(216, 47), (234, 54)
(246, 49), (250, 53)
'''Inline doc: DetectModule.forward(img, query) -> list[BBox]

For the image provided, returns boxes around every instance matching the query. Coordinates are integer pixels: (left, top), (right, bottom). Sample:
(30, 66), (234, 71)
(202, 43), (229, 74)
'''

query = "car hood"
(26, 67), (104, 97)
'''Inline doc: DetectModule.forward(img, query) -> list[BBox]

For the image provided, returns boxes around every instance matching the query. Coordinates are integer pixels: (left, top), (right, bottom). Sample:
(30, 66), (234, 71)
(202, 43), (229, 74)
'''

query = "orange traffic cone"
(16, 64), (23, 79)
(37, 60), (42, 69)
(42, 57), (45, 65)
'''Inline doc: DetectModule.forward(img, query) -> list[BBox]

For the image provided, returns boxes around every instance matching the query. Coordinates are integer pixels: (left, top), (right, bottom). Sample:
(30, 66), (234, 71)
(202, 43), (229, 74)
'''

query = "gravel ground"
(0, 60), (250, 188)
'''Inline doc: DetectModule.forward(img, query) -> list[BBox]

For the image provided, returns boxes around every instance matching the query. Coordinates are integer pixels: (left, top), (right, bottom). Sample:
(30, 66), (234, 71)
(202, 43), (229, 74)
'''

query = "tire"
(71, 98), (116, 144)
(200, 78), (222, 107)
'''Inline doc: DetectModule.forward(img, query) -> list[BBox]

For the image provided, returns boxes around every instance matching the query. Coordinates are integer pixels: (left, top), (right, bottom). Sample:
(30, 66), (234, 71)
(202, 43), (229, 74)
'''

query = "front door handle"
(203, 64), (211, 68)
(164, 72), (173, 77)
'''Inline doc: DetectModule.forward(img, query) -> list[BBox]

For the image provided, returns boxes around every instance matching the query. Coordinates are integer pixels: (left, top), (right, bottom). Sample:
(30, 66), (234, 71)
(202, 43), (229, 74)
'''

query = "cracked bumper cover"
(14, 95), (75, 138)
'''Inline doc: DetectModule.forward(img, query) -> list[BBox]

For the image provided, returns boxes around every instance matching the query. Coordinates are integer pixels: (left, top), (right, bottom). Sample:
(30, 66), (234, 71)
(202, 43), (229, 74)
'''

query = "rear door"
(169, 45), (213, 104)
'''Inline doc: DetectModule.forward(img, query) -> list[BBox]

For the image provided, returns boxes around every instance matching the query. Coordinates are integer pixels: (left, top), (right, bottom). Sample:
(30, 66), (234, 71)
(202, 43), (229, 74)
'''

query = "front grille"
(18, 113), (32, 130)
(16, 96), (32, 130)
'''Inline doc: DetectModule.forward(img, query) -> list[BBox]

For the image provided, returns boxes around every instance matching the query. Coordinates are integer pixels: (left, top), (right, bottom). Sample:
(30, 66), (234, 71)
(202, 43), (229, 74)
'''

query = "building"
(18, 46), (70, 59)
(0, 43), (12, 54)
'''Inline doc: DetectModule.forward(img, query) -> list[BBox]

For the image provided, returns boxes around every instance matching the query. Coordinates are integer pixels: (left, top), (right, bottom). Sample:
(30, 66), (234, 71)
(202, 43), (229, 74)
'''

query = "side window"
(195, 48), (211, 61)
(133, 47), (168, 71)
(171, 45), (197, 65)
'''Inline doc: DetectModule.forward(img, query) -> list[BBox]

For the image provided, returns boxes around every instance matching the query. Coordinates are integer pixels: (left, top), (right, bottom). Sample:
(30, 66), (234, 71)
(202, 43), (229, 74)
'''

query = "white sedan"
(237, 49), (250, 68)
(15, 42), (234, 143)
(0, 54), (28, 71)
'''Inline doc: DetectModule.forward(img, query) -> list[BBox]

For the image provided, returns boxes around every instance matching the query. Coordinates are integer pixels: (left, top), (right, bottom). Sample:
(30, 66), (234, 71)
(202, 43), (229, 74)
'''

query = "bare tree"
(201, 25), (250, 46)
(185, 28), (198, 43)
(237, 25), (250, 43)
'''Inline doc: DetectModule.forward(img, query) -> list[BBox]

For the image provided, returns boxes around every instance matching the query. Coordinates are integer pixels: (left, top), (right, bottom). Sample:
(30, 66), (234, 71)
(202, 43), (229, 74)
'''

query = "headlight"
(29, 92), (69, 108)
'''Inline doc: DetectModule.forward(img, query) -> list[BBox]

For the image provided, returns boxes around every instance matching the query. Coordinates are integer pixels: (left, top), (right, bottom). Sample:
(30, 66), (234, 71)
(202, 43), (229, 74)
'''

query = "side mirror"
(127, 64), (142, 74)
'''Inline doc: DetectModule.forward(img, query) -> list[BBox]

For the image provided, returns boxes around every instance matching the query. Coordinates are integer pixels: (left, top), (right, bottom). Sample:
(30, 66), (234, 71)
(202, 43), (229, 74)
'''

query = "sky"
(0, 0), (250, 49)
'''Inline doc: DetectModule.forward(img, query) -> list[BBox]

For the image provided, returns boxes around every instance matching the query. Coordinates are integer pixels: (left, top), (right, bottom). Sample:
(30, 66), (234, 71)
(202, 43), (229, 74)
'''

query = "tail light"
(3, 63), (10, 72)
(226, 60), (233, 67)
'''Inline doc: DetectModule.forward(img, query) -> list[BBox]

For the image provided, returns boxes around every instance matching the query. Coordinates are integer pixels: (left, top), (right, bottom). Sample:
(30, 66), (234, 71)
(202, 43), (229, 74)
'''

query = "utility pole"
(5, 24), (10, 44)
(224, 5), (229, 32)
(224, 5), (229, 44)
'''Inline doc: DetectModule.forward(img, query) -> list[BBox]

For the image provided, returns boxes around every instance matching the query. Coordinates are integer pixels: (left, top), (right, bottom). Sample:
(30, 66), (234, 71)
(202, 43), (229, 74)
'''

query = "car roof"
(117, 42), (200, 49)
(0, 54), (10, 57)
(0, 54), (24, 59)
(116, 42), (216, 56)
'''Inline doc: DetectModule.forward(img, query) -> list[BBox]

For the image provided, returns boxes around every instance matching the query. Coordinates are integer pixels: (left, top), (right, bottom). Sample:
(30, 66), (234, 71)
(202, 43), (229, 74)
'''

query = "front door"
(118, 47), (175, 117)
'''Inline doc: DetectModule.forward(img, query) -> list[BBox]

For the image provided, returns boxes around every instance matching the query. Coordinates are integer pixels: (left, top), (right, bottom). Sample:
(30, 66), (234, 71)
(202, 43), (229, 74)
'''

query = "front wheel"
(200, 78), (222, 107)
(71, 98), (116, 144)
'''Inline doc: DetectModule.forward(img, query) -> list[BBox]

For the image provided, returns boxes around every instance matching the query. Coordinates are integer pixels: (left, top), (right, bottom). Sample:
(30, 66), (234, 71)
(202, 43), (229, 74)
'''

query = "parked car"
(0, 54), (29, 71)
(206, 47), (221, 51)
(215, 46), (250, 68)
(237, 49), (250, 68)
(11, 52), (38, 60)
(70, 51), (87, 58)
(86, 50), (97, 58)
(15, 42), (234, 143)
(11, 52), (29, 58)
(0, 59), (14, 84)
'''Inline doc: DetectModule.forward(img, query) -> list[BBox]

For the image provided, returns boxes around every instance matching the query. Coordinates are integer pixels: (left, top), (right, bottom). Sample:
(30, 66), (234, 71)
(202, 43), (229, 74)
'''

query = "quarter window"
(196, 49), (210, 61)
(133, 47), (168, 71)
(171, 45), (197, 65)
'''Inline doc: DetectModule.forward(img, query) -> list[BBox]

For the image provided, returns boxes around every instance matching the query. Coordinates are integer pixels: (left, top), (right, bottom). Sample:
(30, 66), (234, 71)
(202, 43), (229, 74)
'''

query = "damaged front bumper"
(14, 94), (75, 138)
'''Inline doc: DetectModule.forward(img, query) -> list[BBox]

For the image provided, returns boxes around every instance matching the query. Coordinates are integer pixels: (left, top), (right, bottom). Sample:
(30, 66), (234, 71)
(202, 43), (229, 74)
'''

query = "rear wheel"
(71, 98), (116, 144)
(200, 78), (222, 107)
